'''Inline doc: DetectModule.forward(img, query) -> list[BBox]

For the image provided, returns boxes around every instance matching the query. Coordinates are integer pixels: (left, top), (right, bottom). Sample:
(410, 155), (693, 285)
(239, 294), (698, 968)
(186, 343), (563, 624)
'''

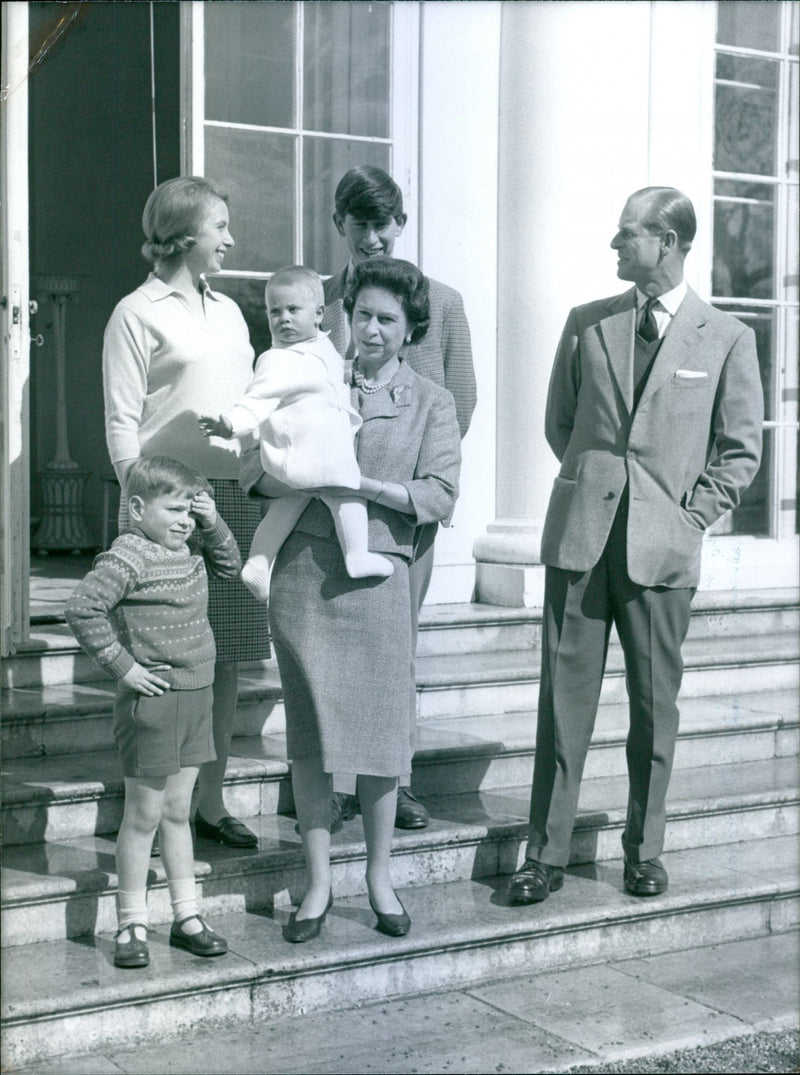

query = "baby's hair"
(126, 456), (212, 503)
(266, 265), (324, 308)
(141, 176), (228, 266)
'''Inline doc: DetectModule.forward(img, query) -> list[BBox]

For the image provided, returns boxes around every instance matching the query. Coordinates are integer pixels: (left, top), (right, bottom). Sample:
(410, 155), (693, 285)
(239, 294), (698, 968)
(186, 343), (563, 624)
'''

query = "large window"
(712, 1), (799, 538)
(184, 1), (418, 351)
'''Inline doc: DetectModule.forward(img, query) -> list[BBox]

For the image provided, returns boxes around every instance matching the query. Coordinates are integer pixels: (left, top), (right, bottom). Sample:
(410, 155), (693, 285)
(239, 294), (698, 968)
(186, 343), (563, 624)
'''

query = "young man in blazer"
(323, 166), (477, 832)
(507, 187), (763, 904)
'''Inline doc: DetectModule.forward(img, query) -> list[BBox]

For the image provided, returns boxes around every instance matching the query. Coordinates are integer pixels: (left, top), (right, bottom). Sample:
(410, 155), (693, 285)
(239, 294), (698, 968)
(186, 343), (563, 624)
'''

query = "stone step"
(2, 690), (797, 847)
(413, 689), (800, 794)
(1, 667), (285, 761)
(417, 587), (800, 657)
(3, 624), (798, 760)
(416, 631), (799, 720)
(2, 834), (797, 1069)
(1, 755), (797, 950)
(14, 930), (799, 1075)
(4, 589), (798, 689)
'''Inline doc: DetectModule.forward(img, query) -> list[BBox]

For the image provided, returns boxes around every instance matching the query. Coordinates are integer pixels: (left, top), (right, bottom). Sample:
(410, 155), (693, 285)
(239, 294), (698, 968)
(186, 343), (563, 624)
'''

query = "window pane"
(781, 426), (799, 536)
(302, 138), (391, 275)
(788, 62), (799, 178)
(790, 1), (799, 56)
(206, 1), (296, 128)
(716, 0), (780, 52)
(303, 2), (391, 137)
(713, 182), (775, 298)
(714, 303), (776, 421)
(729, 427), (772, 536)
(210, 277), (271, 358)
(788, 184), (799, 303)
(205, 128), (295, 271)
(784, 307), (799, 425)
(714, 55), (778, 174)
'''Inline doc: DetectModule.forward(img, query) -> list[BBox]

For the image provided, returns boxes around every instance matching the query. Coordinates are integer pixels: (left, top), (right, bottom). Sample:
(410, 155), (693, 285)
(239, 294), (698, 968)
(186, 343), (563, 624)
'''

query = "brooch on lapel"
(390, 384), (410, 406)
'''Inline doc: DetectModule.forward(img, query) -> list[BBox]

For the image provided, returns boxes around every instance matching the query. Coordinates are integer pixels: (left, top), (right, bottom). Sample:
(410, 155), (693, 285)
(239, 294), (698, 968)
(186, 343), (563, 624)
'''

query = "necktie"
(638, 298), (660, 343)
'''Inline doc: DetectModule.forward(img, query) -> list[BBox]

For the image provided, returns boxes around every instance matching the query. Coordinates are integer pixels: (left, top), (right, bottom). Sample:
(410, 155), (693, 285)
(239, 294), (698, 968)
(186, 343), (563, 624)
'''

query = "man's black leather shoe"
(194, 812), (258, 848)
(395, 786), (429, 829)
(624, 857), (668, 896)
(330, 792), (359, 834)
(506, 860), (564, 904)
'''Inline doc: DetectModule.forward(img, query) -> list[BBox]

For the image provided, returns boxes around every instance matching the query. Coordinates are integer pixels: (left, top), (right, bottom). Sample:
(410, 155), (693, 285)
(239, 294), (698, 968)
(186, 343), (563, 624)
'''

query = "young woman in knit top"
(102, 177), (269, 849)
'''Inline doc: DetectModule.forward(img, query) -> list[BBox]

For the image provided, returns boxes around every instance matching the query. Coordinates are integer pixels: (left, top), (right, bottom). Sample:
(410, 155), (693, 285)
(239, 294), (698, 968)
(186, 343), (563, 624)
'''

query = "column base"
(475, 562), (546, 607)
(473, 518), (546, 608)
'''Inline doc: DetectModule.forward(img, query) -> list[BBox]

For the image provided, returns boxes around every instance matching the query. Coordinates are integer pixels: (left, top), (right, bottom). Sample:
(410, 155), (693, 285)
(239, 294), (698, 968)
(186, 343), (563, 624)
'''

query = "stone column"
(472, 4), (555, 608)
(473, 1), (652, 607)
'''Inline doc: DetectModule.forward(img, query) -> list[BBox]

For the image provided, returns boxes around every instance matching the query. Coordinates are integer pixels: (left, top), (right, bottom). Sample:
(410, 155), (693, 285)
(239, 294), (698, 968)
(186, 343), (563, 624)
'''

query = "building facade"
(1, 0), (797, 655)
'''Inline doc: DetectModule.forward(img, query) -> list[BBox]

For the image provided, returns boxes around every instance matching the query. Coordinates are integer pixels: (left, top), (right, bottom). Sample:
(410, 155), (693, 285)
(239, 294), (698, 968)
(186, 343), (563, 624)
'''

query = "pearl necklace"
(353, 361), (399, 394)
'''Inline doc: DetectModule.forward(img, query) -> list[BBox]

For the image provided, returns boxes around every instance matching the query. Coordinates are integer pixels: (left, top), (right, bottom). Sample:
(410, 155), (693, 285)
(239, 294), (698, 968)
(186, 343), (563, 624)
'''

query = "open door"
(1, 1), (31, 655)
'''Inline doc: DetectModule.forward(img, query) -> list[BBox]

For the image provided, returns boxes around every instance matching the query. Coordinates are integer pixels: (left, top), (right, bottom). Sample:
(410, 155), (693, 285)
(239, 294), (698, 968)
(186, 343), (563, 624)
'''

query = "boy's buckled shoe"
(114, 923), (149, 968)
(170, 915), (228, 957)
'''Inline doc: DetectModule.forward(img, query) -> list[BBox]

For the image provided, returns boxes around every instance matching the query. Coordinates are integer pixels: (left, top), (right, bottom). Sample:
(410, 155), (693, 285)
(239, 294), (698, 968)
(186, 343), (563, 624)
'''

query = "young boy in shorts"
(65, 456), (241, 968)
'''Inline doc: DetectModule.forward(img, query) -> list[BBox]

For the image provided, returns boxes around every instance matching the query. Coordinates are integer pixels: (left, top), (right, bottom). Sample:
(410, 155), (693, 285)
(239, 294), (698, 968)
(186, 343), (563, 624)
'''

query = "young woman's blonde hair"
(141, 177), (228, 266)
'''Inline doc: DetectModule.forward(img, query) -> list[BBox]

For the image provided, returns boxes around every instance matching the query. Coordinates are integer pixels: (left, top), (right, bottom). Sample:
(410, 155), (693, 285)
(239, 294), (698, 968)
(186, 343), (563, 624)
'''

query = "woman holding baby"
(256, 256), (461, 941)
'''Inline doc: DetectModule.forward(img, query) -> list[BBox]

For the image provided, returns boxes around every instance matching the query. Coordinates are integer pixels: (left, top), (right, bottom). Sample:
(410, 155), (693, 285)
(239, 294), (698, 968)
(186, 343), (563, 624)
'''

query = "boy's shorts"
(113, 685), (215, 778)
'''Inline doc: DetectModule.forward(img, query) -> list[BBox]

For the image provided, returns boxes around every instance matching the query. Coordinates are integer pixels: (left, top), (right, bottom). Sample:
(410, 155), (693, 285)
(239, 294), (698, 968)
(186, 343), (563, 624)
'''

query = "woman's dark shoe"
(506, 860), (564, 905)
(285, 892), (333, 943)
(369, 893), (411, 937)
(114, 923), (149, 968)
(194, 812), (258, 848)
(169, 915), (228, 957)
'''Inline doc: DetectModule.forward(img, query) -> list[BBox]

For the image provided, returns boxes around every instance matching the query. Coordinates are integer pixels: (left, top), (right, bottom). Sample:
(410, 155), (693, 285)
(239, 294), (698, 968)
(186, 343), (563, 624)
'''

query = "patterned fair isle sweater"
(65, 519), (241, 690)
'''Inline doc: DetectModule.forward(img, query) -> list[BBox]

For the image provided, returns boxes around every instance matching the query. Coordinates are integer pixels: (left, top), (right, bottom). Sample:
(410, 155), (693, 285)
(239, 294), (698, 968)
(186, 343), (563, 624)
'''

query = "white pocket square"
(675, 369), (708, 379)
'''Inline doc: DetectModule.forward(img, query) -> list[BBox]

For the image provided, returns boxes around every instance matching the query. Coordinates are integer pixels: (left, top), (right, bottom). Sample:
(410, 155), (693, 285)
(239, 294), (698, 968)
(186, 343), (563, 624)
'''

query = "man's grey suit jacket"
(540, 286), (763, 589)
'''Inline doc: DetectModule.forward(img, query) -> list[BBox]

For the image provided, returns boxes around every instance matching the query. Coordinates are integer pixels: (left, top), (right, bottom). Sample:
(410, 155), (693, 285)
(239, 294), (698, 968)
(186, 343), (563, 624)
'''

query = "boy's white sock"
(168, 877), (200, 930)
(117, 889), (148, 934)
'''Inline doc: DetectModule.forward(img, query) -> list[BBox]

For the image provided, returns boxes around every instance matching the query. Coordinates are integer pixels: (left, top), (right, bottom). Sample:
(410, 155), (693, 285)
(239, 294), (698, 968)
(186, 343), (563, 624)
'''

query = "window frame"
(711, 0), (799, 542)
(179, 0), (420, 281)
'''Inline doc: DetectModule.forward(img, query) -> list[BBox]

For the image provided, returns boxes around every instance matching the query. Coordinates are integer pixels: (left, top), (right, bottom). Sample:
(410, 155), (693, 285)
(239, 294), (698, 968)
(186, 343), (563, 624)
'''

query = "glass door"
(1, 1), (31, 653)
(711, 1), (799, 540)
(182, 0), (419, 351)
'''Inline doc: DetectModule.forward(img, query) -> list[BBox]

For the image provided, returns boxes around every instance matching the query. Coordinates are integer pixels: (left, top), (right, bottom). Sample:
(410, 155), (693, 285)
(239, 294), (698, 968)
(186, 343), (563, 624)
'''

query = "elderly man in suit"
(507, 187), (763, 904)
(323, 165), (477, 832)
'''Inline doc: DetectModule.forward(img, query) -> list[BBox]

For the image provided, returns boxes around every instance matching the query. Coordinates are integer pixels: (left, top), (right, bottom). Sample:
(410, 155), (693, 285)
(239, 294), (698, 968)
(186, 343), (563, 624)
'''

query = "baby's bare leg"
(242, 493), (310, 601)
(321, 496), (394, 579)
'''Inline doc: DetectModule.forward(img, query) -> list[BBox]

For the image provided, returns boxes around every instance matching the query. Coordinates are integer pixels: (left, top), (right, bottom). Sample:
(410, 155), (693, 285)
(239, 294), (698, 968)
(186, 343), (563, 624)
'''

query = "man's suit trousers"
(527, 496), (694, 866)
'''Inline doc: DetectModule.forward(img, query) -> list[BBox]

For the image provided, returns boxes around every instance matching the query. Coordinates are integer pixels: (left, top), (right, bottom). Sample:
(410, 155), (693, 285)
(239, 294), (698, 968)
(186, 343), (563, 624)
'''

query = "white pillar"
(474, 1), (652, 607)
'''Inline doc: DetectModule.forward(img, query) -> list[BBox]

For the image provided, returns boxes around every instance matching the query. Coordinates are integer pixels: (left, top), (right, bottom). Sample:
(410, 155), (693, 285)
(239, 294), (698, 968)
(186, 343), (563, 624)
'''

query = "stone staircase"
(1, 588), (798, 1069)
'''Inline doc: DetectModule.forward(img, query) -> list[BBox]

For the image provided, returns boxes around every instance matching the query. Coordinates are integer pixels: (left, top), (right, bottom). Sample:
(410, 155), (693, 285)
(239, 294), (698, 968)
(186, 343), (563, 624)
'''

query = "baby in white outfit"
(199, 266), (392, 600)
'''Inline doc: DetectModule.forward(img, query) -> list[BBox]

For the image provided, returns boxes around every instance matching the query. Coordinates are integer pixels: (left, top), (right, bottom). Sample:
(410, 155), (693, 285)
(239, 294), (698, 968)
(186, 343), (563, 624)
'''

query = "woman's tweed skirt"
(269, 528), (412, 778)
(118, 478), (270, 663)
